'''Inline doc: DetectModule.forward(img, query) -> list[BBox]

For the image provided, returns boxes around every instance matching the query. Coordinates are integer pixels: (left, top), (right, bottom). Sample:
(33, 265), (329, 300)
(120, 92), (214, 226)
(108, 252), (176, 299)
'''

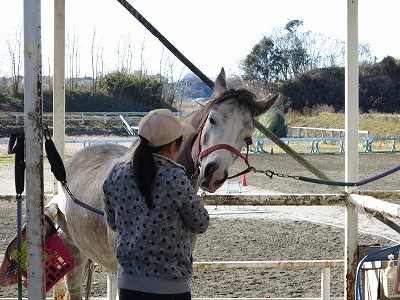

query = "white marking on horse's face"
(197, 100), (253, 192)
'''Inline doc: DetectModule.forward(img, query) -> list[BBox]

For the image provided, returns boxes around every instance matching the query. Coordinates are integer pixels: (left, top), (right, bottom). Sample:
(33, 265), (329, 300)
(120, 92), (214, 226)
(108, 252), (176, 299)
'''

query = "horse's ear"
(213, 67), (228, 97)
(254, 94), (279, 117)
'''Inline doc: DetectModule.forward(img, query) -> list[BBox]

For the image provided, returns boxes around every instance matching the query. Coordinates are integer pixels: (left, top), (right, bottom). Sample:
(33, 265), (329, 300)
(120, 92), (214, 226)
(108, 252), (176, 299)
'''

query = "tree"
(66, 30), (80, 91)
(6, 28), (23, 96)
(241, 20), (376, 84)
(90, 28), (104, 94)
(241, 36), (275, 84)
(241, 20), (310, 83)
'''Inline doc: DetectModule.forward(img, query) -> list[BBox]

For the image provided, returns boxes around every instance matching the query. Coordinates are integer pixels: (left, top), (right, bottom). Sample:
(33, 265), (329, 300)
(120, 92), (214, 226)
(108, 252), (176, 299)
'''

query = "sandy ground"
(0, 141), (400, 298)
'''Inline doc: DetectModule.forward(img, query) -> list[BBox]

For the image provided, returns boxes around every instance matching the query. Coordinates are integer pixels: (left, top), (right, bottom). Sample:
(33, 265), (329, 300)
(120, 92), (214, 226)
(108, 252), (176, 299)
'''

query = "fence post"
(321, 267), (331, 300)
(107, 273), (118, 300)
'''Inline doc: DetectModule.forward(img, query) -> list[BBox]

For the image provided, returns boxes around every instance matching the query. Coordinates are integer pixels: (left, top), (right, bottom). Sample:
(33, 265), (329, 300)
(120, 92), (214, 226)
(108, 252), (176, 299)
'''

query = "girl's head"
(137, 109), (194, 147)
(132, 109), (195, 209)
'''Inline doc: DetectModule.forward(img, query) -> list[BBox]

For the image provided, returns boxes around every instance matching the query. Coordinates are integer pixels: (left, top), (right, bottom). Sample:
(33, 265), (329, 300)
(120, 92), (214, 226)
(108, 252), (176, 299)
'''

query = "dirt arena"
(0, 144), (399, 298)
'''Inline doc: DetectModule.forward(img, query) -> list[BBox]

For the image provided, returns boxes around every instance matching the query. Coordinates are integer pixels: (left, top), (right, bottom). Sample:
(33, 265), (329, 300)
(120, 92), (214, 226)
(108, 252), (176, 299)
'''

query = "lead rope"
(250, 165), (400, 187)
(8, 133), (25, 300)
(43, 126), (105, 216)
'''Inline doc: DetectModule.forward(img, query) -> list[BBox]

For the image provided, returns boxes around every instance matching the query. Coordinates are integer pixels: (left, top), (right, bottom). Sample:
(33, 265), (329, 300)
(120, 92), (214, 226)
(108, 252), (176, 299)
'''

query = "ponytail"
(132, 135), (184, 209)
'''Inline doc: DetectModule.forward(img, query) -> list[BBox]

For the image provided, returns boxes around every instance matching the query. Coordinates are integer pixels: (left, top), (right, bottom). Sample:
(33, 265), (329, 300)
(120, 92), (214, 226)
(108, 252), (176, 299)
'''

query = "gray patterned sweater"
(103, 154), (209, 293)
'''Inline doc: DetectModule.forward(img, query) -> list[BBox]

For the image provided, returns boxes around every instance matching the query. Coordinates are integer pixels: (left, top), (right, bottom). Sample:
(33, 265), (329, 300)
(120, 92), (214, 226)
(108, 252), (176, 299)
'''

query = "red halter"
(190, 113), (253, 179)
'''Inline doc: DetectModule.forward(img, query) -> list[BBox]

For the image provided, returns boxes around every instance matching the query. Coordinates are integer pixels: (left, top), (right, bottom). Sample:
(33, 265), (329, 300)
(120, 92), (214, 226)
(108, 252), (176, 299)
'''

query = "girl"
(103, 109), (209, 300)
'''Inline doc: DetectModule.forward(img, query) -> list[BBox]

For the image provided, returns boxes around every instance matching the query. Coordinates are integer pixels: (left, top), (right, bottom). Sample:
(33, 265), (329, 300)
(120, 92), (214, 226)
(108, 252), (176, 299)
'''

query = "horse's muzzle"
(200, 162), (228, 192)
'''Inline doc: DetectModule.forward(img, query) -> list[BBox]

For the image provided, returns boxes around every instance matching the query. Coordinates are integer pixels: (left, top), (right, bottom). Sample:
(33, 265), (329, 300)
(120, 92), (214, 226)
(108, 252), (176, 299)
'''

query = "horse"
(0, 68), (277, 299)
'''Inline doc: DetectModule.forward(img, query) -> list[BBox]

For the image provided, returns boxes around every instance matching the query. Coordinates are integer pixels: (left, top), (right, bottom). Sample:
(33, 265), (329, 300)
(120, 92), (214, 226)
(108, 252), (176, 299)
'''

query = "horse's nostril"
(204, 162), (217, 180)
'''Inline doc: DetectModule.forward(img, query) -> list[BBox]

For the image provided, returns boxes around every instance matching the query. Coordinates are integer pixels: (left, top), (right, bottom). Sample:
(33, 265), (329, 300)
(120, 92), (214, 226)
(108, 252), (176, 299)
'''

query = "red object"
(242, 174), (247, 186)
(44, 233), (75, 291)
(13, 233), (75, 292)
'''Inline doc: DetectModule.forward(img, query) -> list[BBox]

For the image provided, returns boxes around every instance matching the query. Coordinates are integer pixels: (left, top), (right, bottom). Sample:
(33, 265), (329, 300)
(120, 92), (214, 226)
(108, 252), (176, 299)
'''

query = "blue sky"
(0, 0), (399, 79)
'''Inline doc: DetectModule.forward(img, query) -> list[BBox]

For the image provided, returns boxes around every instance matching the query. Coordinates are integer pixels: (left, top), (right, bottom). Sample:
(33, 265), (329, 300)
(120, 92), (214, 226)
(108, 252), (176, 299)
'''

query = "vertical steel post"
(321, 267), (331, 300)
(107, 273), (118, 300)
(52, 2), (68, 297)
(345, 1), (359, 299)
(23, 0), (46, 298)
(53, 0), (66, 194)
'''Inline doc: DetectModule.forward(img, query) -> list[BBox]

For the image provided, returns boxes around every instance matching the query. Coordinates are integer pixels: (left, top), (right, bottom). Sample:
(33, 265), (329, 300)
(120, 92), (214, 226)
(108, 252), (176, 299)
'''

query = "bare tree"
(6, 27), (23, 96)
(66, 30), (80, 91)
(359, 42), (377, 66)
(158, 46), (186, 106)
(91, 28), (96, 93)
(116, 32), (134, 73)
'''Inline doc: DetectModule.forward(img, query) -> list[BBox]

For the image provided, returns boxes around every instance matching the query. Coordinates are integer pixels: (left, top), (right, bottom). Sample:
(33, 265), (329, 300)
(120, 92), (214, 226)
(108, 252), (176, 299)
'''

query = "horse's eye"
(209, 117), (216, 125)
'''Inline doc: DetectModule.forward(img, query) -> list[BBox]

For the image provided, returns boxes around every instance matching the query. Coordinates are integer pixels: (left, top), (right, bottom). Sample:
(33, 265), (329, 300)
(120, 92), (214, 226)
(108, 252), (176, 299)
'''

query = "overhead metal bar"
(115, 0), (215, 90)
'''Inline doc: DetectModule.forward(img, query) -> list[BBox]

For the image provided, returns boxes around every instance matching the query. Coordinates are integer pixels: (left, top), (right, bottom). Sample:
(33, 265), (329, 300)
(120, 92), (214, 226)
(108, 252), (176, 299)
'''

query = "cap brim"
(181, 123), (195, 136)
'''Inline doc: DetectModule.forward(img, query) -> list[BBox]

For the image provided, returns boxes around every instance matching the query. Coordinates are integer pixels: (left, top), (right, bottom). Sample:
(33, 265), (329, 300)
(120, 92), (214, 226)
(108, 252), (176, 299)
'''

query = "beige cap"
(138, 109), (195, 147)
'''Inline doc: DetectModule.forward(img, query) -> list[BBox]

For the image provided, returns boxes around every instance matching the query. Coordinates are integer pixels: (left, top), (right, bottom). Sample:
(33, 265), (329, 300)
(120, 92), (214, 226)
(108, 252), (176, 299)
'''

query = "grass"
(285, 112), (400, 137)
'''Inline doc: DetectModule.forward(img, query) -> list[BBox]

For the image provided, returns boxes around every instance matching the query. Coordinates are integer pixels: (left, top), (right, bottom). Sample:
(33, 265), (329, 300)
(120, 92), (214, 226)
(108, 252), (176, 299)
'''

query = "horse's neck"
(118, 107), (206, 188)
(119, 139), (138, 163)
(177, 109), (206, 190)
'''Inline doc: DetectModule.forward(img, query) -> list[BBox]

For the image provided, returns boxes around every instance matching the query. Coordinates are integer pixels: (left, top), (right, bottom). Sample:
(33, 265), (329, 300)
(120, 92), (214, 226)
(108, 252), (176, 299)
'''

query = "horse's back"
(62, 143), (128, 271)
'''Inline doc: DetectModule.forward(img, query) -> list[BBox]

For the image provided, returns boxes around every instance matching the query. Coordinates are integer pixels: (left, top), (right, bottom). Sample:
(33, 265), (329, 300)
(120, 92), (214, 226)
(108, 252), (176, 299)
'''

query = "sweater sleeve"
(102, 169), (117, 232)
(172, 170), (209, 234)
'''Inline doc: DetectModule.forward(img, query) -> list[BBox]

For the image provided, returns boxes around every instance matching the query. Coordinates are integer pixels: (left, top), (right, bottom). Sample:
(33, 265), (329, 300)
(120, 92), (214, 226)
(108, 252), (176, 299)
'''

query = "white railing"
(287, 126), (369, 138)
(1, 191), (399, 299)
(1, 112), (147, 125)
(104, 260), (344, 300)
(1, 111), (186, 125)
(251, 136), (400, 154)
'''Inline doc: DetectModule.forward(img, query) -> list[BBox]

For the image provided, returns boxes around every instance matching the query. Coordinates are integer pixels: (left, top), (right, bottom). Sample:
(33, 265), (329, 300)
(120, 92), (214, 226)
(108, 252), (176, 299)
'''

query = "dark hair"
(132, 135), (183, 209)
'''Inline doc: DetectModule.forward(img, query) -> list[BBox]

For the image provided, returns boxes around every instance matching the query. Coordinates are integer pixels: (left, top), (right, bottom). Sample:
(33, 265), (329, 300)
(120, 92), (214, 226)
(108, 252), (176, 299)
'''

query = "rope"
(252, 165), (400, 187)
(8, 133), (25, 300)
(43, 126), (105, 216)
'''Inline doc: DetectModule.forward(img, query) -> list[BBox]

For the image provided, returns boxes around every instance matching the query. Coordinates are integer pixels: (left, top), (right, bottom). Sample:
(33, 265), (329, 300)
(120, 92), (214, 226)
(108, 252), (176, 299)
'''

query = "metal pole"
(107, 273), (118, 300)
(321, 267), (331, 300)
(23, 0), (46, 298)
(53, 0), (66, 194)
(253, 120), (343, 194)
(345, 1), (359, 300)
(115, 0), (215, 90)
(52, 1), (68, 298)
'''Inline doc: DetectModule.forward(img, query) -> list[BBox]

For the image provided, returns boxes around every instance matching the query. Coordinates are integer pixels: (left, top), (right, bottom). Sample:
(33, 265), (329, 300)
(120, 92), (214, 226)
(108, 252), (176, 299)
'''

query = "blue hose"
(356, 245), (400, 300)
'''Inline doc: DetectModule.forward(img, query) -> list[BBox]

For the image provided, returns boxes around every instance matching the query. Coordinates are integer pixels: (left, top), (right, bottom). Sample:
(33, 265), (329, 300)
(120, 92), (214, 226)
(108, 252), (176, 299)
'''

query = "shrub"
(254, 108), (287, 138)
(96, 71), (164, 108)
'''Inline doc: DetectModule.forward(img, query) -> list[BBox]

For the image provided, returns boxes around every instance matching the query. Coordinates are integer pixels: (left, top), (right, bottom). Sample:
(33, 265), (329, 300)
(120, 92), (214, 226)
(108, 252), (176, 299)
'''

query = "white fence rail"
(1, 192), (399, 299)
(0, 111), (186, 125)
(287, 126), (369, 138)
(252, 136), (400, 154)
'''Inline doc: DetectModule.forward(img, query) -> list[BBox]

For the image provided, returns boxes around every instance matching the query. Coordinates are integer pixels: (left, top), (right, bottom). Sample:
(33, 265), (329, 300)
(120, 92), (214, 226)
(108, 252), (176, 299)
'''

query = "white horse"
(1, 68), (277, 299)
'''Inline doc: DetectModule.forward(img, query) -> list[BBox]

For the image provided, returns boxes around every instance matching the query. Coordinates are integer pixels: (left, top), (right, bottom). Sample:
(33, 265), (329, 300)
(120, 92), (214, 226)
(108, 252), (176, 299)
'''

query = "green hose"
(298, 176), (357, 186)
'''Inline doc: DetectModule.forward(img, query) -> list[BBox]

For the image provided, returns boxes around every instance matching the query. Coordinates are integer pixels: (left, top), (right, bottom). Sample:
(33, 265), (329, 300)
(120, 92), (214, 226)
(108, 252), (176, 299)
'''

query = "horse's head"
(187, 68), (278, 192)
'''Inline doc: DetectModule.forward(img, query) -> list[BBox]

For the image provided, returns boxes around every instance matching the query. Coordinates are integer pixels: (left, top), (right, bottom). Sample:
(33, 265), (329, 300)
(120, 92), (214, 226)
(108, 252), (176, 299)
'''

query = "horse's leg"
(188, 232), (198, 252)
(57, 211), (89, 300)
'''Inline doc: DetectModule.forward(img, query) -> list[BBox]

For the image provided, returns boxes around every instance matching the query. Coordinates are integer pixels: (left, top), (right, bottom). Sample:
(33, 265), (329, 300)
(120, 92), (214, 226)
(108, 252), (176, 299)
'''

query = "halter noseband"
(190, 111), (253, 180)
